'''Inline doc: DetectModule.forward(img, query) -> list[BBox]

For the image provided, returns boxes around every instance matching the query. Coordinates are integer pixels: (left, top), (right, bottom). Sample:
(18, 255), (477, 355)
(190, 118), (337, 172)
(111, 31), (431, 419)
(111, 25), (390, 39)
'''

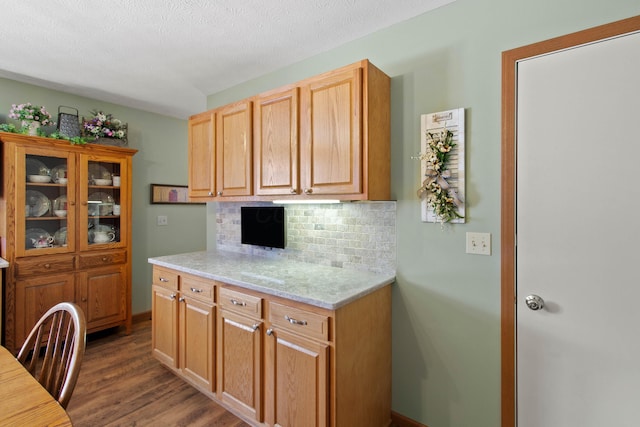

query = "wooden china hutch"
(0, 133), (137, 353)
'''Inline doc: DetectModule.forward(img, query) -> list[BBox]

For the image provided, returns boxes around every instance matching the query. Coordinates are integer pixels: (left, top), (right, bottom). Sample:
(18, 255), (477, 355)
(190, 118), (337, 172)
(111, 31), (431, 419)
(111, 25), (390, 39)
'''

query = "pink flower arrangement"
(9, 103), (54, 126)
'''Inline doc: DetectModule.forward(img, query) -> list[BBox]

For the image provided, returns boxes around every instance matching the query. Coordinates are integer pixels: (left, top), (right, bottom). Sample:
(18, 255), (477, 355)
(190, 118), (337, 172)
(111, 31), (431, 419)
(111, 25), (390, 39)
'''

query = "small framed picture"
(150, 184), (202, 204)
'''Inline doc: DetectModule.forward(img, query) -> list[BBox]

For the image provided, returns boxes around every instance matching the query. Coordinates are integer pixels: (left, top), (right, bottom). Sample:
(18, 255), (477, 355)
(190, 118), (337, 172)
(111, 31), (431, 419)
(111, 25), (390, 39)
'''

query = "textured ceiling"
(2, 0), (453, 119)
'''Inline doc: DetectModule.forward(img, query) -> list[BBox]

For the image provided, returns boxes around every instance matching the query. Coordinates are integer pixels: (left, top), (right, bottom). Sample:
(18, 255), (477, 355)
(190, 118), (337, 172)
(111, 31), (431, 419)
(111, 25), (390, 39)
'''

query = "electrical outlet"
(466, 232), (491, 255)
(157, 215), (168, 226)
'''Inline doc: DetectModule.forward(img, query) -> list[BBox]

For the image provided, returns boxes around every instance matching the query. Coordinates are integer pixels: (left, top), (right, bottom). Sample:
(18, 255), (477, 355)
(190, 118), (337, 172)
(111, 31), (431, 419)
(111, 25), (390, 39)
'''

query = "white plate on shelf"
(28, 174), (51, 183)
(26, 190), (51, 217)
(88, 164), (111, 181)
(54, 227), (68, 246)
(51, 164), (68, 183)
(26, 158), (50, 177)
(25, 228), (53, 249)
(53, 195), (67, 211)
(88, 192), (114, 216)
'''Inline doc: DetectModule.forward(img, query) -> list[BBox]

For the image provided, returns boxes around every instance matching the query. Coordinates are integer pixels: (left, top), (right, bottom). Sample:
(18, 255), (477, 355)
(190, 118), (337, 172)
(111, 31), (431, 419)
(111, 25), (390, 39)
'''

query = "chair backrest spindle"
(17, 302), (87, 409)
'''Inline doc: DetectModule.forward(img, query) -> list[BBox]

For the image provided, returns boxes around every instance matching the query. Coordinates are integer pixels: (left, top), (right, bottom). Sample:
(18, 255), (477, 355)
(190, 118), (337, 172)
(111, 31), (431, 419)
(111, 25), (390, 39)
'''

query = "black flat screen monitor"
(241, 206), (285, 249)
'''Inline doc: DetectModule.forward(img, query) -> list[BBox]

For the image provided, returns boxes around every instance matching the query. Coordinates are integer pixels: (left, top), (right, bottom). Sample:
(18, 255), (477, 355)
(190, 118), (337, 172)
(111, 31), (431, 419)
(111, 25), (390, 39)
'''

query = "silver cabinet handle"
(252, 323), (260, 331)
(230, 298), (246, 306)
(304, 188), (312, 194)
(178, 297), (185, 303)
(266, 328), (274, 336)
(190, 287), (202, 293)
(290, 188), (297, 194)
(208, 191), (214, 196)
(159, 277), (169, 282)
(217, 191), (223, 196)
(525, 294), (545, 311)
(284, 315), (307, 326)
(169, 293), (176, 300)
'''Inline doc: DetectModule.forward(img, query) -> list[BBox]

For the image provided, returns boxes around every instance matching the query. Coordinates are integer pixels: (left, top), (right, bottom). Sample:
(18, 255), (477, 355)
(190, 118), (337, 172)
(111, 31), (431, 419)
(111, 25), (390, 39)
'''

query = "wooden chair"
(17, 302), (87, 409)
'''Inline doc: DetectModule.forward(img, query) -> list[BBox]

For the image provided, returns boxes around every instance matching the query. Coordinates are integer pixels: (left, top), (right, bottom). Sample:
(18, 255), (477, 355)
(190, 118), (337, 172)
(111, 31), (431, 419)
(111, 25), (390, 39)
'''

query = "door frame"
(500, 14), (640, 427)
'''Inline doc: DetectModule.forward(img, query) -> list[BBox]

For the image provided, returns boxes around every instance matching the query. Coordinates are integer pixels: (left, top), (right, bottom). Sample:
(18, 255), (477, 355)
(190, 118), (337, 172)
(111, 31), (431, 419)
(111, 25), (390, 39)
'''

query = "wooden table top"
(0, 346), (72, 426)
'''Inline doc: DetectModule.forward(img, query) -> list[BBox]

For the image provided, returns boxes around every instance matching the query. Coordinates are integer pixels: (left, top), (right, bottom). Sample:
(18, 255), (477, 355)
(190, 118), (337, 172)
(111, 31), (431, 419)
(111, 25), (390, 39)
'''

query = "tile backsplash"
(215, 201), (396, 274)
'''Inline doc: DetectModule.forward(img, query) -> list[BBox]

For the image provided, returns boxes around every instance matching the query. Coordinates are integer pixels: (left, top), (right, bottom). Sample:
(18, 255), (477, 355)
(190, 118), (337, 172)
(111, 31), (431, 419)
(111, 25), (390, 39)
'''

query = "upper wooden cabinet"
(253, 86), (299, 196)
(300, 65), (364, 197)
(216, 100), (253, 198)
(188, 59), (391, 202)
(188, 110), (216, 199)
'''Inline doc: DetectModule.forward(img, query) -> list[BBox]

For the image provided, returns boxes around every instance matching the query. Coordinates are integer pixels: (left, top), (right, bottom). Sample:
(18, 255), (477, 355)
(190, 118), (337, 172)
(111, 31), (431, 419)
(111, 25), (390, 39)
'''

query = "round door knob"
(525, 294), (545, 311)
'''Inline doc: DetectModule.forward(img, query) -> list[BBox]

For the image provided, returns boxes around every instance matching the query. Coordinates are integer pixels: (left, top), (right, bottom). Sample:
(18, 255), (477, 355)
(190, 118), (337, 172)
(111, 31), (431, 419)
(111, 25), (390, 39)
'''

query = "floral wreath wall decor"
(415, 108), (465, 223)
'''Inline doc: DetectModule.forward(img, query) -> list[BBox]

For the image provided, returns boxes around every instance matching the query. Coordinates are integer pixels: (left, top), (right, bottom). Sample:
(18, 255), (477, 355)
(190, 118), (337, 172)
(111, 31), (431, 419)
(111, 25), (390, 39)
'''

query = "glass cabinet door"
(17, 146), (76, 256)
(79, 154), (127, 250)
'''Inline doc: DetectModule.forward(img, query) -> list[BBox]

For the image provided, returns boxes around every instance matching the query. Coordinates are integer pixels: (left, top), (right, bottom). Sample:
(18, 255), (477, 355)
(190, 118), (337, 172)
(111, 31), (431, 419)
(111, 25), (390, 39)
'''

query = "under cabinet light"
(272, 199), (341, 205)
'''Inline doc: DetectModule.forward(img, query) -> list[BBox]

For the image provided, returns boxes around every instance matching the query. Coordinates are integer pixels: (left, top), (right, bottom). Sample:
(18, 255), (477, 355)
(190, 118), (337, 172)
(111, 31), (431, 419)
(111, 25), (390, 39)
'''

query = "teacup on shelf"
(54, 210), (67, 218)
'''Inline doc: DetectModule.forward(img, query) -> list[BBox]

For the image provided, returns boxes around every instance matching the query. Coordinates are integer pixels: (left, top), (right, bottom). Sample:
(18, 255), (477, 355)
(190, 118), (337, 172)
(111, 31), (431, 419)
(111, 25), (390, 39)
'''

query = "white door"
(516, 31), (640, 426)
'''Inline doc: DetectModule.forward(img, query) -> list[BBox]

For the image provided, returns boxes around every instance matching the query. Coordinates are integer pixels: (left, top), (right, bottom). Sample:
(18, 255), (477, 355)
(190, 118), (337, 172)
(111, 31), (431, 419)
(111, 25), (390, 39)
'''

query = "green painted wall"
(206, 1), (639, 425)
(0, 79), (206, 316)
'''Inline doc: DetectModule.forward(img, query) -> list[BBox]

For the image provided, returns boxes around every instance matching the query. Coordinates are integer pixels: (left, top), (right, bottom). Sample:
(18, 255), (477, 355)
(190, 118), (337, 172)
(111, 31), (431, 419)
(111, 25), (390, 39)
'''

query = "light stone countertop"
(0, 257), (8, 268)
(148, 250), (395, 310)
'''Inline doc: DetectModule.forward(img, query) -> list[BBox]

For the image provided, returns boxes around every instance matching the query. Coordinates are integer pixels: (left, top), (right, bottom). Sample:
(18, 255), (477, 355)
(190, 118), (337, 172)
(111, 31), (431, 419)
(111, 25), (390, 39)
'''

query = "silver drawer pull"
(170, 293), (176, 300)
(284, 315), (307, 326)
(159, 277), (169, 282)
(190, 287), (203, 293)
(230, 298), (246, 306)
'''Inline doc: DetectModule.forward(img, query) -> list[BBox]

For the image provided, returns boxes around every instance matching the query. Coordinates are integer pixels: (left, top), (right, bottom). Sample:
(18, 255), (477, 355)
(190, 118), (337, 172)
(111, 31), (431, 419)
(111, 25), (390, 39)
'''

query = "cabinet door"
(300, 67), (363, 196)
(218, 309), (262, 422)
(152, 284), (179, 369)
(77, 265), (126, 330)
(265, 328), (329, 427)
(15, 273), (75, 349)
(79, 154), (129, 251)
(216, 100), (253, 197)
(179, 296), (215, 392)
(188, 111), (216, 199)
(254, 87), (299, 196)
(16, 146), (76, 257)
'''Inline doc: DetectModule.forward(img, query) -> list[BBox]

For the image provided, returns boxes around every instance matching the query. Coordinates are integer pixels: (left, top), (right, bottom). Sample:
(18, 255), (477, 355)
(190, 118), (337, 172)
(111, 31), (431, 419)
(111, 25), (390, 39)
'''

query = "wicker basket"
(85, 122), (129, 146)
(93, 135), (128, 147)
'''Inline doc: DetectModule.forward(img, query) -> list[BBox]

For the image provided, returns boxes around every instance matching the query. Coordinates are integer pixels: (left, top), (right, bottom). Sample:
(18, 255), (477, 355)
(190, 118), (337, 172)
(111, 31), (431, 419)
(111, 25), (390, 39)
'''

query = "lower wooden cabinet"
(218, 309), (263, 420)
(15, 273), (75, 345)
(151, 267), (215, 393)
(151, 283), (178, 368)
(77, 265), (127, 330)
(265, 327), (329, 427)
(180, 275), (215, 392)
(151, 265), (391, 427)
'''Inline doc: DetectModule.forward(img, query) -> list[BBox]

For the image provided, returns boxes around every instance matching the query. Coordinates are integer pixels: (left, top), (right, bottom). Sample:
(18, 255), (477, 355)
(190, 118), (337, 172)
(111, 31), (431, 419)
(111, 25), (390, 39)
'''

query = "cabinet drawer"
(78, 250), (127, 269)
(180, 275), (215, 303)
(269, 302), (330, 342)
(14, 255), (75, 277)
(219, 286), (262, 318)
(153, 266), (179, 290)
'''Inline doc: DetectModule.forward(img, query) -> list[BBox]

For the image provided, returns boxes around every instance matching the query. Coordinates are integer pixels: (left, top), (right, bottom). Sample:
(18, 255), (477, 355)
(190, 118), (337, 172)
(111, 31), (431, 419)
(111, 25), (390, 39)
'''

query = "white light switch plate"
(157, 215), (168, 226)
(466, 232), (491, 255)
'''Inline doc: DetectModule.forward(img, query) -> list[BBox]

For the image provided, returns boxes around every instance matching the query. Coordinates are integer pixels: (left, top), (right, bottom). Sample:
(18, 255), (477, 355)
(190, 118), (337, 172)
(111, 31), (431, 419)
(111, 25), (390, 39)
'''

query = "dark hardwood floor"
(66, 320), (250, 427)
